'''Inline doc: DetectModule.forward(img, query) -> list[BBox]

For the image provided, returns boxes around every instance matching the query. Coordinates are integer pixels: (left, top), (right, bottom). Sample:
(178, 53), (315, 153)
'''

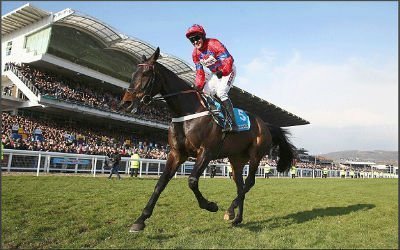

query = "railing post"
(139, 160), (142, 178)
(7, 153), (13, 172)
(36, 154), (42, 176)
(93, 158), (97, 177)
(158, 162), (161, 176)
(46, 155), (50, 173)
(75, 158), (78, 174)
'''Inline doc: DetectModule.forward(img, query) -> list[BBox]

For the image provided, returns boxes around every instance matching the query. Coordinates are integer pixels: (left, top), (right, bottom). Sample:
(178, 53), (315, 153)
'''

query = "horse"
(119, 47), (296, 232)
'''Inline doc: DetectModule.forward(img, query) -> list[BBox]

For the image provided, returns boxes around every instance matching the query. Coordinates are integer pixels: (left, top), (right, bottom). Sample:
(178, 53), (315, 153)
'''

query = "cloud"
(235, 49), (398, 153)
(290, 124), (398, 154)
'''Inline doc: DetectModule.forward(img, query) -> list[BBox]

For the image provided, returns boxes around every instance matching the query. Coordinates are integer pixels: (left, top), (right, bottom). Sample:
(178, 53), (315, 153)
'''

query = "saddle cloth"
(204, 95), (251, 132)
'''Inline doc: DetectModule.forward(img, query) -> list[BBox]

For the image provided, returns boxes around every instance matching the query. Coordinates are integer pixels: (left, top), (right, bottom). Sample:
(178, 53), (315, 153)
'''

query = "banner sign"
(52, 158), (91, 165)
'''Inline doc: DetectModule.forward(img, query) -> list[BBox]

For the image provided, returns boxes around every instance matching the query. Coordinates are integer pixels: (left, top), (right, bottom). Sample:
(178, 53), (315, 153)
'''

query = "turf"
(1, 175), (398, 249)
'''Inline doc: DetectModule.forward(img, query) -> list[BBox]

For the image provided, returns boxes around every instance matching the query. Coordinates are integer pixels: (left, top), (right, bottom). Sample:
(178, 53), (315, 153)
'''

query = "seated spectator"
(32, 127), (44, 142)
(1, 112), (170, 159)
(5, 62), (172, 124)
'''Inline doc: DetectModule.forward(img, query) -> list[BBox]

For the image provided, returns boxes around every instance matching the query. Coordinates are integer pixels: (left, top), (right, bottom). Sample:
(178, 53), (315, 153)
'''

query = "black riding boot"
(222, 99), (238, 132)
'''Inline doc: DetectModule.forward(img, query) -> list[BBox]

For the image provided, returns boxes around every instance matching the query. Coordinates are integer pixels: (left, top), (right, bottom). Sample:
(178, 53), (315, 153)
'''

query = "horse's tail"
(267, 124), (296, 173)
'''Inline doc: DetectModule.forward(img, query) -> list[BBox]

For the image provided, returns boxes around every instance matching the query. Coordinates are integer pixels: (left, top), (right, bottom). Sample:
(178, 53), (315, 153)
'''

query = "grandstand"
(1, 3), (311, 165)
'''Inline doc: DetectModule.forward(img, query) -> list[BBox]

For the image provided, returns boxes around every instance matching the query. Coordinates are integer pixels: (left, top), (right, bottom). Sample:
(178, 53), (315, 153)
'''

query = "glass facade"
(25, 27), (52, 55)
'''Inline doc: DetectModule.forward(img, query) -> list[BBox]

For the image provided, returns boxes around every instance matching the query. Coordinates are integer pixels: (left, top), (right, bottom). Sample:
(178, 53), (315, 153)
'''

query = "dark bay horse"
(119, 47), (295, 232)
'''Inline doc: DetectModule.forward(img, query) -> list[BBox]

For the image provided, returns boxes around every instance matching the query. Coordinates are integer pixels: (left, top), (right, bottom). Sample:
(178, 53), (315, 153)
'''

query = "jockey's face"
(189, 34), (204, 49)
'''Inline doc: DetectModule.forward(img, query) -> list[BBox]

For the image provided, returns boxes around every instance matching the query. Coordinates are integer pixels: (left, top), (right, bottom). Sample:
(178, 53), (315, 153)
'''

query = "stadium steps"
(2, 69), (42, 107)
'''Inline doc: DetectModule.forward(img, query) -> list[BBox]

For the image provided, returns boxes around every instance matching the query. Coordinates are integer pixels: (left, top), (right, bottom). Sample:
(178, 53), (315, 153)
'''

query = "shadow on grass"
(242, 203), (376, 232)
(146, 233), (177, 242)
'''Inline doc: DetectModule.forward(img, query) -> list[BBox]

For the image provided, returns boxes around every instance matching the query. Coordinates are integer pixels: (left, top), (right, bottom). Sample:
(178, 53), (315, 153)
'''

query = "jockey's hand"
(216, 70), (223, 79)
(192, 84), (201, 92)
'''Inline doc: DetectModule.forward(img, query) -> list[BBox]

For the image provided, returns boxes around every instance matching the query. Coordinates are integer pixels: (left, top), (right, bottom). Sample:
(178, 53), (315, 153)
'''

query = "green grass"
(2, 175), (398, 249)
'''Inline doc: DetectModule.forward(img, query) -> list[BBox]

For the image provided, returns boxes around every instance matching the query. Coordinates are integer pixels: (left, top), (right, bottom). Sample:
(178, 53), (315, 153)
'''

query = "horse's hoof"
(206, 202), (219, 212)
(224, 211), (235, 220)
(129, 222), (145, 233)
(231, 219), (242, 226)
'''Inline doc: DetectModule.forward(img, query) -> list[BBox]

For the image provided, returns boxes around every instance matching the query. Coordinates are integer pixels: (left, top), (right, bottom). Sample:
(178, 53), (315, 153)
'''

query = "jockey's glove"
(216, 70), (223, 79)
(191, 83), (201, 91)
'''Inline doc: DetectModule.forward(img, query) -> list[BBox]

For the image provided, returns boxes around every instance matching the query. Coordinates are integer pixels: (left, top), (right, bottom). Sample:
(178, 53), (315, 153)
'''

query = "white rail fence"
(1, 149), (396, 178)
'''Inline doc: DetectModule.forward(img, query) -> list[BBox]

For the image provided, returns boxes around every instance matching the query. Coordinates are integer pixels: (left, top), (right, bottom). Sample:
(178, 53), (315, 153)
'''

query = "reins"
(152, 90), (207, 109)
(127, 63), (207, 108)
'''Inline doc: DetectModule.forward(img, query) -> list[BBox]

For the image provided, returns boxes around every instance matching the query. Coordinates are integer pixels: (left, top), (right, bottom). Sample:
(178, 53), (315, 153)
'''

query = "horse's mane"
(155, 62), (194, 89)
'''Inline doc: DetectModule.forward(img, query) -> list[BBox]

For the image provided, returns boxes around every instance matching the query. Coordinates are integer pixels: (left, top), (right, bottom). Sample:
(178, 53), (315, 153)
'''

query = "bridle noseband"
(126, 63), (156, 105)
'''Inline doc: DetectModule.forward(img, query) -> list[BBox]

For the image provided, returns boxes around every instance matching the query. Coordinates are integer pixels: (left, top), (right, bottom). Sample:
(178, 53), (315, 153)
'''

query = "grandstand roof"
(1, 3), (50, 35)
(2, 4), (310, 127)
(51, 8), (195, 77)
(230, 87), (309, 127)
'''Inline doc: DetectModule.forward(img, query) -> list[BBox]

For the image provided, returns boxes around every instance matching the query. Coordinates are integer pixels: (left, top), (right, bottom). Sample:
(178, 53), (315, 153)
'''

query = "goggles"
(189, 35), (202, 44)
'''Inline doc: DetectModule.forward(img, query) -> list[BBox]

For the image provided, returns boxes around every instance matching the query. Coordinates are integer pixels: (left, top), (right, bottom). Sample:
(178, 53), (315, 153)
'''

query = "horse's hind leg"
(129, 150), (185, 232)
(188, 149), (218, 212)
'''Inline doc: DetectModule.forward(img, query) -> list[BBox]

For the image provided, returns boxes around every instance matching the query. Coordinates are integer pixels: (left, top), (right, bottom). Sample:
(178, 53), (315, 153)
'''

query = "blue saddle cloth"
(206, 95), (251, 132)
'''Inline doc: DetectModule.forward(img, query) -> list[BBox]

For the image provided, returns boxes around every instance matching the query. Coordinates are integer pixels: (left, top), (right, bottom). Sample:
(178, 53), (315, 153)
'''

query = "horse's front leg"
(188, 149), (218, 212)
(129, 150), (185, 232)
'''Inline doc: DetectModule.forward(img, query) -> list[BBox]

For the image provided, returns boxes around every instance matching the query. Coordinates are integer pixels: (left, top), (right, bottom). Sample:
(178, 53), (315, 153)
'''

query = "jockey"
(186, 24), (237, 132)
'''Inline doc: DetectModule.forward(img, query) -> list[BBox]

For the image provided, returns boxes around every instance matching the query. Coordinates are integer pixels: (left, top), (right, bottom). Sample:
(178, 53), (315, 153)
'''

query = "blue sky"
(2, 1), (398, 154)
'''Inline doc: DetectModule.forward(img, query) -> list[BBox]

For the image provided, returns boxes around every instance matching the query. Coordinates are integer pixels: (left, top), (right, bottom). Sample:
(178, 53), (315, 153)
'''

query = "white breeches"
(203, 65), (236, 101)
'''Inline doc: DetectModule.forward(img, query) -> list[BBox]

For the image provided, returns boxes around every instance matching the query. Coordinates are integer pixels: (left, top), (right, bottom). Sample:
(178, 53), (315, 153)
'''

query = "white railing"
(1, 149), (397, 178)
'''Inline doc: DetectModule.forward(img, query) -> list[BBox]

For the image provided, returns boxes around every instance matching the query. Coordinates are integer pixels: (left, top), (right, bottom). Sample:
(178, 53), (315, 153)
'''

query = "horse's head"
(119, 47), (161, 113)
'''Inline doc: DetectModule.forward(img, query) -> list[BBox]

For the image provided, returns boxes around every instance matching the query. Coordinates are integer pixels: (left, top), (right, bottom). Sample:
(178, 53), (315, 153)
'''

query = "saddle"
(201, 94), (251, 132)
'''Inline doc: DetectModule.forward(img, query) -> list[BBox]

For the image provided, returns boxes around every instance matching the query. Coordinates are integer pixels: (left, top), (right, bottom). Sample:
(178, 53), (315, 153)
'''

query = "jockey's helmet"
(186, 24), (206, 39)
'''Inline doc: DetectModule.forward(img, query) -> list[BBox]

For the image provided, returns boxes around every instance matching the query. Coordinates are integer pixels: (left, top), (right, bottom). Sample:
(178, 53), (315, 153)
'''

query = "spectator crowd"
(4, 62), (172, 123)
(2, 112), (168, 159)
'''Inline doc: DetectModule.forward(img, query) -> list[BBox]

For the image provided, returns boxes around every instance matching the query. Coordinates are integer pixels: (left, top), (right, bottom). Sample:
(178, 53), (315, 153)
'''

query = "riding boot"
(222, 99), (238, 132)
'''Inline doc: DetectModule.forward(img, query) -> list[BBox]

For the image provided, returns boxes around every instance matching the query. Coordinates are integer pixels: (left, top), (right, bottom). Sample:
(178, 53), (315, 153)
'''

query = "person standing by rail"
(130, 149), (140, 178)
(107, 148), (122, 180)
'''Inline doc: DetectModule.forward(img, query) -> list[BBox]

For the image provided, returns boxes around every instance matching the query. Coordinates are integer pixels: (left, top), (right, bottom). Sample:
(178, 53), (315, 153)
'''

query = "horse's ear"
(141, 55), (147, 62)
(149, 47), (160, 62)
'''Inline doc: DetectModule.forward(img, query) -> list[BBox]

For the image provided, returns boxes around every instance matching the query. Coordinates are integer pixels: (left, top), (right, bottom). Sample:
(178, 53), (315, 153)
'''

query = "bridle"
(126, 63), (206, 107)
(126, 63), (157, 105)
